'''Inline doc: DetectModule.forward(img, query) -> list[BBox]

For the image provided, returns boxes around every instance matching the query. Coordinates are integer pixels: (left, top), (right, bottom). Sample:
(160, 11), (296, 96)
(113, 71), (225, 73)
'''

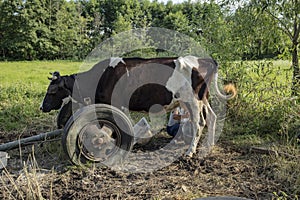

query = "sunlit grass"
(0, 61), (81, 131)
(0, 60), (80, 85)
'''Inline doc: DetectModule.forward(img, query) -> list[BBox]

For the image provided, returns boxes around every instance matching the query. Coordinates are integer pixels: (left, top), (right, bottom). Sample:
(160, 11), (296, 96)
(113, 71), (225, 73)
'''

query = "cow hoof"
(185, 151), (193, 157)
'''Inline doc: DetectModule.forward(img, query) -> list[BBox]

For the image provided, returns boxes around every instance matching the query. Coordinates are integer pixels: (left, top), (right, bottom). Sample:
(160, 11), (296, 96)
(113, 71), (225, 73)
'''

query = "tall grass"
(220, 59), (299, 197)
(0, 61), (78, 199)
(221, 60), (299, 138)
(1, 59), (298, 143)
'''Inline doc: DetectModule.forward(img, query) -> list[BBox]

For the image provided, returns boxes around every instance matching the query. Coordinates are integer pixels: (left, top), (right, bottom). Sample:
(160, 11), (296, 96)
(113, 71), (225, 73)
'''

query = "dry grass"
(1, 146), (56, 200)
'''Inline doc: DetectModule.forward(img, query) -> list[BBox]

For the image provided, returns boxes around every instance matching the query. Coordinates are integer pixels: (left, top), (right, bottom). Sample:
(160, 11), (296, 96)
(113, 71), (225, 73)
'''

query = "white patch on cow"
(203, 98), (216, 146)
(166, 56), (197, 96)
(109, 57), (126, 68)
(181, 55), (199, 68)
(165, 56), (204, 157)
(176, 56), (199, 84)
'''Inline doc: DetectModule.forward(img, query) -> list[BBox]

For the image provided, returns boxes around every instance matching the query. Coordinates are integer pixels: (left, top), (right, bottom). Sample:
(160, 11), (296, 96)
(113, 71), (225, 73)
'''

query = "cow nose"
(40, 101), (44, 111)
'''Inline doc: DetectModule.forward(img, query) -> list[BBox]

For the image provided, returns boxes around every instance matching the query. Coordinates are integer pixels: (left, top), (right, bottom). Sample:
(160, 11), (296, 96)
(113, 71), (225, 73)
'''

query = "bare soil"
(0, 131), (295, 200)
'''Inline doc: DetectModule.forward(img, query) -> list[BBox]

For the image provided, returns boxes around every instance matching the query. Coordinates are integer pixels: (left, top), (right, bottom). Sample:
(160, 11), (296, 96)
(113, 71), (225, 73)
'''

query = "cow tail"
(214, 72), (237, 100)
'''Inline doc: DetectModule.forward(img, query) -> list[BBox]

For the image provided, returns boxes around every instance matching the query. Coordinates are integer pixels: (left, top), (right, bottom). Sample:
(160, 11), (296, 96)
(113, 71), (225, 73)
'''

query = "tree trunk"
(291, 42), (299, 96)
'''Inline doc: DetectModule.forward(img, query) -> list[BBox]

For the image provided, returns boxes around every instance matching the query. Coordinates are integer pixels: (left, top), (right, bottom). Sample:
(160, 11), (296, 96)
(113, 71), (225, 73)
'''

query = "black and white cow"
(40, 56), (236, 156)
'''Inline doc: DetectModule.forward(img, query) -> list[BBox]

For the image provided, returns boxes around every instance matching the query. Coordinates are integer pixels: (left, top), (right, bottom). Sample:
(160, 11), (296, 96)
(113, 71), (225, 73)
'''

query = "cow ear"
(51, 71), (61, 80)
(53, 71), (60, 77)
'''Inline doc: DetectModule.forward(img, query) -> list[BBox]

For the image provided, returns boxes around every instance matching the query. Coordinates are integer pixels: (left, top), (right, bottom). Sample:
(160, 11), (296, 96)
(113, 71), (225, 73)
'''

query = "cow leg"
(203, 98), (216, 146)
(200, 100), (208, 127)
(185, 99), (204, 157)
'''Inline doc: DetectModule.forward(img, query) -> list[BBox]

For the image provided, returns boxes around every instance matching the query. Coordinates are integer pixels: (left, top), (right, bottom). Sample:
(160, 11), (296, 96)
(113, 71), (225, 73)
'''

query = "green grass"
(220, 59), (300, 197)
(221, 59), (297, 137)
(0, 61), (81, 131)
(0, 60), (80, 86)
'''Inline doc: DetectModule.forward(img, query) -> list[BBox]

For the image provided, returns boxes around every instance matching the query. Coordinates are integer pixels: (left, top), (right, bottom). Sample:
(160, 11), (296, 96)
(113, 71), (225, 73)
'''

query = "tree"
(148, 0), (166, 27)
(226, 4), (287, 60)
(78, 0), (103, 50)
(181, 1), (233, 59)
(162, 10), (189, 33)
(23, 0), (59, 60)
(0, 0), (91, 60)
(112, 13), (132, 34)
(99, 0), (130, 38)
(51, 0), (90, 59)
(249, 0), (300, 95)
(0, 0), (34, 60)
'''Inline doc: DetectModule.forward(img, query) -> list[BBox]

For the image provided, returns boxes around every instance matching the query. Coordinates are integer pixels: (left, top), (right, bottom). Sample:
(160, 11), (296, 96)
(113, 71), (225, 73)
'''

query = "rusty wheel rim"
(77, 119), (121, 162)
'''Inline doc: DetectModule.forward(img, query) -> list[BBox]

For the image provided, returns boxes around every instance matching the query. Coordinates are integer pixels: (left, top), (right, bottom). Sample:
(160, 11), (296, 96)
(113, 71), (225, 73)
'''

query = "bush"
(221, 60), (300, 144)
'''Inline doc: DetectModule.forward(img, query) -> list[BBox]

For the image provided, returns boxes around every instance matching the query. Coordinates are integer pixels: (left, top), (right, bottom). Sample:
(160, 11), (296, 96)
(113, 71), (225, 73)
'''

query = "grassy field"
(0, 61), (80, 131)
(0, 60), (299, 199)
(0, 61), (80, 84)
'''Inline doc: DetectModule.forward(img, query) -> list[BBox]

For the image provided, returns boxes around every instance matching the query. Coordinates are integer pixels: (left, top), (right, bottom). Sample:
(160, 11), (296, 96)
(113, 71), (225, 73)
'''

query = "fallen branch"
(250, 146), (300, 159)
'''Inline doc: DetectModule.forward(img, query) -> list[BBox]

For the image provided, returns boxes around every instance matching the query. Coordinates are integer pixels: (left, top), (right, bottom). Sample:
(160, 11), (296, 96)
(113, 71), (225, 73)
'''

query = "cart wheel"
(62, 104), (134, 167)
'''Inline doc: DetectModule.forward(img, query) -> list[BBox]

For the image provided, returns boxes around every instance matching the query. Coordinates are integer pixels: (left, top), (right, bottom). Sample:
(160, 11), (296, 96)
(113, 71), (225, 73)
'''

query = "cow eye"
(47, 85), (58, 94)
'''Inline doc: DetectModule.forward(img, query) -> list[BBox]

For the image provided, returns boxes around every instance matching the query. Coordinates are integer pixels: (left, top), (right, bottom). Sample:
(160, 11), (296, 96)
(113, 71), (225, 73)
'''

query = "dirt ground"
(0, 131), (294, 200)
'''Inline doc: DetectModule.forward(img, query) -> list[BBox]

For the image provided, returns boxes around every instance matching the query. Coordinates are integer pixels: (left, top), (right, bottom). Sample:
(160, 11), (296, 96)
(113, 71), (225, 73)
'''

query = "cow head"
(40, 71), (72, 112)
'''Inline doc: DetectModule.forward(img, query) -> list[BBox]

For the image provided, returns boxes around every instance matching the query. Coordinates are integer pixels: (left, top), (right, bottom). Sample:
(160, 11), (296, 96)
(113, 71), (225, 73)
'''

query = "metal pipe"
(0, 129), (63, 151)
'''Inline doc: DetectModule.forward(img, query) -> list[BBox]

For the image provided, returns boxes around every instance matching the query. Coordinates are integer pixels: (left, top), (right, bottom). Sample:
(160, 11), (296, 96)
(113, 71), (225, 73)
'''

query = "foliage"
(246, 0), (300, 95)
(221, 59), (300, 143)
(0, 0), (293, 61)
(226, 5), (288, 60)
(0, 0), (299, 196)
(1, 60), (298, 143)
(0, 0), (89, 60)
(220, 59), (299, 197)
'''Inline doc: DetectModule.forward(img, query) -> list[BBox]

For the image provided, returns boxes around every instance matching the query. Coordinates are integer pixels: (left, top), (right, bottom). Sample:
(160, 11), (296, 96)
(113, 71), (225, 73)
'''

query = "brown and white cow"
(40, 56), (236, 156)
